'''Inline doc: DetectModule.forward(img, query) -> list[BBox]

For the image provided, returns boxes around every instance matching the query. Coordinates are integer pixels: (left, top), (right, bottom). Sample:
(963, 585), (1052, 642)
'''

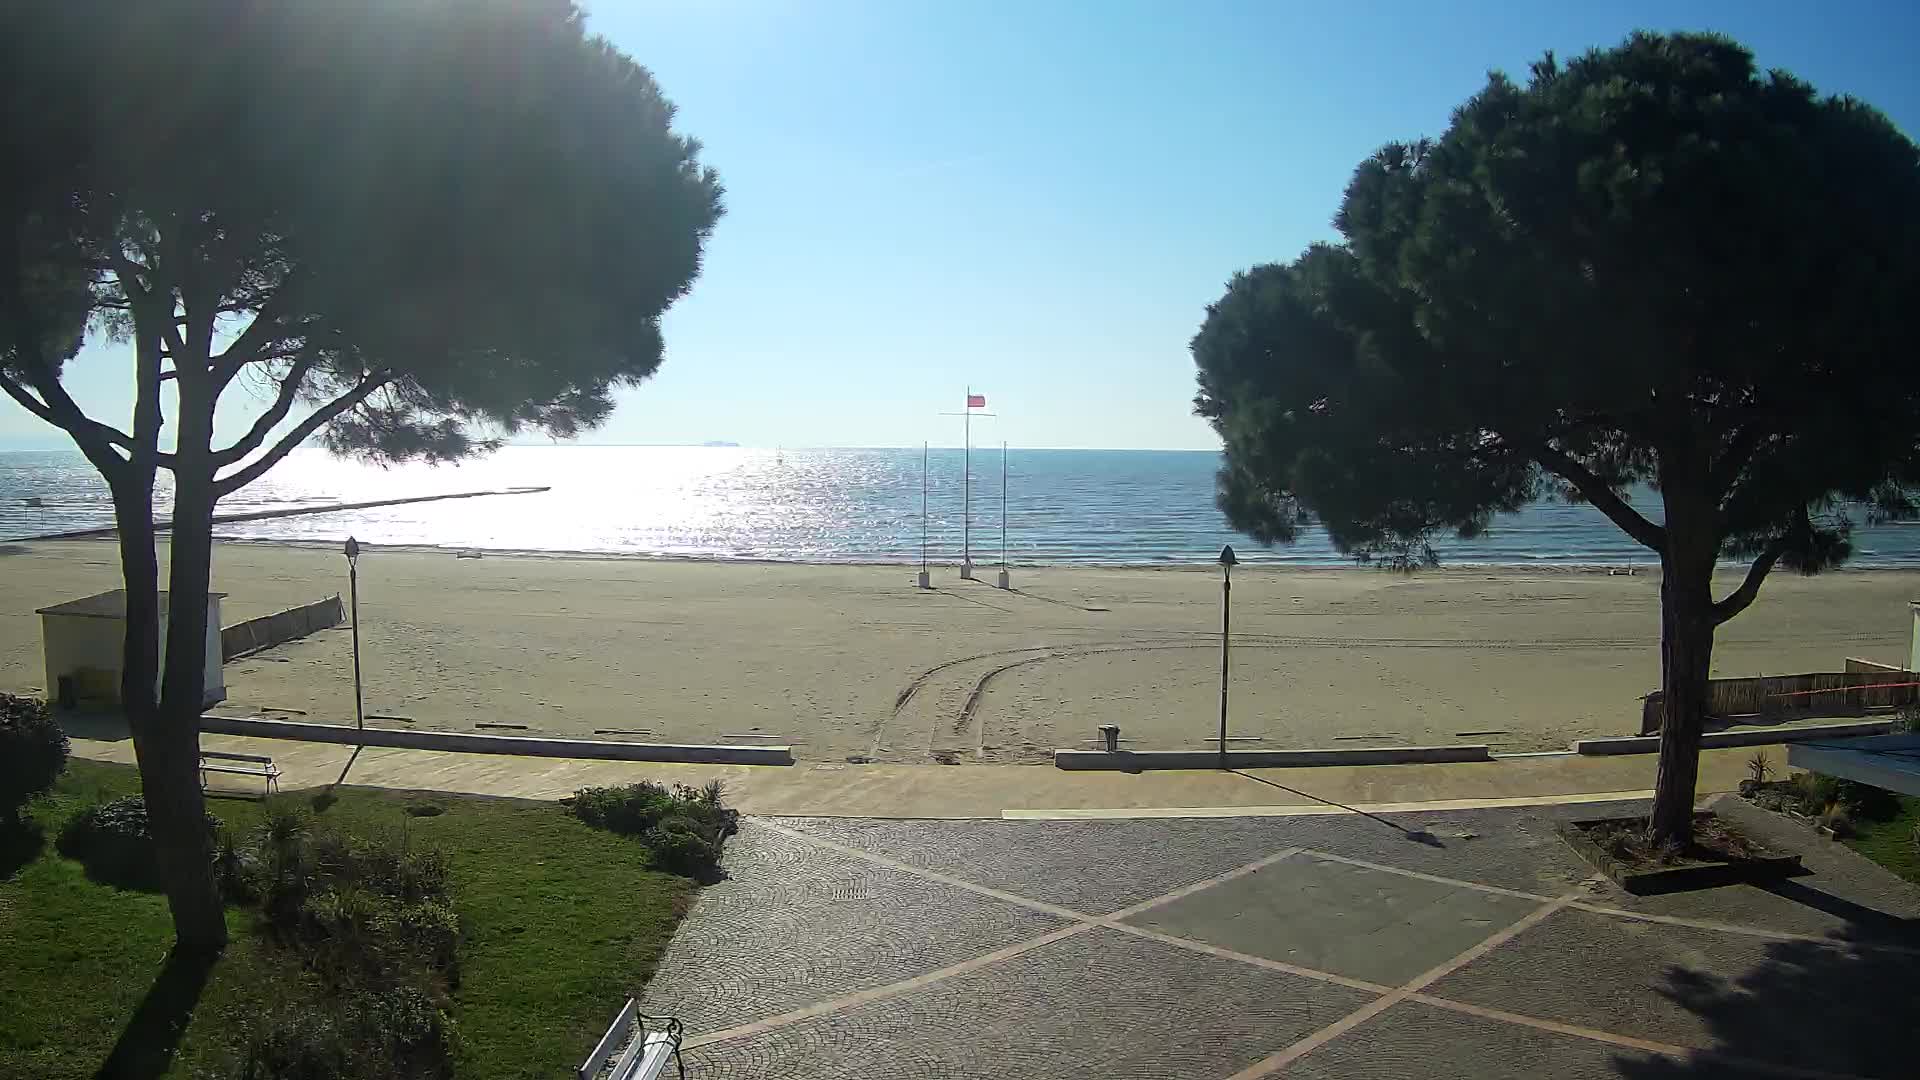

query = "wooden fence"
(1640, 668), (1919, 734)
(220, 594), (345, 662)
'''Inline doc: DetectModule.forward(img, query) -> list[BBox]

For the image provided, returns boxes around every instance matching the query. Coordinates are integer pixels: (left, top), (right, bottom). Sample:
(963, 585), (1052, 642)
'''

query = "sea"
(4, 445), (1920, 568)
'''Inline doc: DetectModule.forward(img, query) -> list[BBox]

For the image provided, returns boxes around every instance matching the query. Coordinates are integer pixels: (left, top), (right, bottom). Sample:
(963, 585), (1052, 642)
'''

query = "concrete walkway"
(645, 798), (1920, 1078)
(68, 716), (1781, 819)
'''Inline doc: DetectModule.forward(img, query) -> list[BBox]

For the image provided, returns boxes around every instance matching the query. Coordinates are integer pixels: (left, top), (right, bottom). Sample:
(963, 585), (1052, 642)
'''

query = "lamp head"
(1218, 544), (1237, 568)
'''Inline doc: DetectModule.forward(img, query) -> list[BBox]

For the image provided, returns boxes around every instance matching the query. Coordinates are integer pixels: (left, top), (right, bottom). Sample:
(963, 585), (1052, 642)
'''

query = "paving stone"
(681, 925), (1378, 1079)
(640, 824), (1066, 1036)
(774, 806), (1603, 915)
(1288, 999), (1693, 1080)
(1428, 905), (1919, 1079)
(774, 815), (1309, 914)
(1122, 851), (1542, 985)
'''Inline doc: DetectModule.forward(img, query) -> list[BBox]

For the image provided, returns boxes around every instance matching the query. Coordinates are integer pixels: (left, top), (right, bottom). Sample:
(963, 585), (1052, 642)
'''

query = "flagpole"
(997, 440), (1011, 590)
(918, 442), (930, 589)
(962, 386), (972, 579)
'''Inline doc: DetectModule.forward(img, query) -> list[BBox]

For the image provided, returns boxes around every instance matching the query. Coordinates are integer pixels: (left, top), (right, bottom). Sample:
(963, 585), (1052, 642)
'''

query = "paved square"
(1286, 1001), (1679, 1080)
(1430, 905), (1920, 1079)
(647, 802), (1920, 1078)
(682, 926), (1377, 1080)
(1122, 852), (1542, 985)
(640, 824), (1066, 1035)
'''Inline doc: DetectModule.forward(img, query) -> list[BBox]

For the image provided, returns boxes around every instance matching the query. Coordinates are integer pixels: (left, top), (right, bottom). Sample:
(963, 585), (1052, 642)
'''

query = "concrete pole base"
(916, 570), (931, 589)
(960, 562), (974, 580)
(996, 568), (1011, 589)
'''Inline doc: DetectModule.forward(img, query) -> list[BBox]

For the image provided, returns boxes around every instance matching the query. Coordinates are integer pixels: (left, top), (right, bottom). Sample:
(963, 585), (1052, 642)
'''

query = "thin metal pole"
(921, 442), (928, 575)
(963, 388), (971, 569)
(349, 559), (364, 734)
(1001, 441), (1008, 568)
(1218, 562), (1231, 770)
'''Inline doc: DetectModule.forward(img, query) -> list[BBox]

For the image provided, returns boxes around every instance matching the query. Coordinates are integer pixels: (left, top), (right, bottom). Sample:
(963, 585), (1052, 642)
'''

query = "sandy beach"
(0, 538), (1913, 761)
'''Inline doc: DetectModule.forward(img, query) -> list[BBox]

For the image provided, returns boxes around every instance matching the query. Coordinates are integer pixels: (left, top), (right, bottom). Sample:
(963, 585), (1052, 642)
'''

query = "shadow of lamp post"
(1218, 543), (1236, 770)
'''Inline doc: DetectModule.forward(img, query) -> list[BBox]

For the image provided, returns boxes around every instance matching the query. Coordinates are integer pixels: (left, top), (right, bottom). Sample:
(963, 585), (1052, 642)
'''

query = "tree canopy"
(1192, 31), (1920, 841)
(0, 0), (723, 950)
(3, 0), (723, 482)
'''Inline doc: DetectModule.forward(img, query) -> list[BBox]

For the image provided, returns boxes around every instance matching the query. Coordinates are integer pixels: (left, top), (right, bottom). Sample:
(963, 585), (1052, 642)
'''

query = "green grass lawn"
(0, 759), (696, 1079)
(1843, 793), (1920, 887)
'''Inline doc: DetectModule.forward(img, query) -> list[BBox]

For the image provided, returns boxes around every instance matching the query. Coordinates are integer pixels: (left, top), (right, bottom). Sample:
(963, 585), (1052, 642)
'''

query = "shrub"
(56, 794), (219, 890)
(1818, 806), (1855, 838)
(567, 781), (679, 835)
(643, 816), (726, 881)
(238, 988), (455, 1080)
(1793, 772), (1902, 822)
(239, 814), (459, 990)
(1896, 700), (1920, 735)
(567, 780), (738, 880)
(0, 694), (67, 820)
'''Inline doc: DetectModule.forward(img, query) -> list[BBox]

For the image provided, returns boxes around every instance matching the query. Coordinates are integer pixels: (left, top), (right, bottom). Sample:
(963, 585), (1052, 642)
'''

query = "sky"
(5, 0), (1918, 452)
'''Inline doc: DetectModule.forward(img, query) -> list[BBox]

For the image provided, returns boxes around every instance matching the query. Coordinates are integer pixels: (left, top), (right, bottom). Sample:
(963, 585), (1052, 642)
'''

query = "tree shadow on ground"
(94, 945), (218, 1080)
(0, 817), (45, 879)
(1609, 893), (1919, 1078)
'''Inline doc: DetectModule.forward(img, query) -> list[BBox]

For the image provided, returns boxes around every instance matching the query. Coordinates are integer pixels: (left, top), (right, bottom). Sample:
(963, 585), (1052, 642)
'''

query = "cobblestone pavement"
(641, 798), (1920, 1078)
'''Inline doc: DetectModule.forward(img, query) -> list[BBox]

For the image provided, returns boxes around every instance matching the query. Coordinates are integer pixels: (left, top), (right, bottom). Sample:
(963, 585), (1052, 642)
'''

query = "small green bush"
(0, 694), (67, 820)
(1793, 772), (1902, 822)
(643, 816), (726, 881)
(568, 781), (680, 834)
(237, 987), (455, 1080)
(236, 811), (460, 991)
(567, 780), (738, 880)
(55, 794), (219, 890)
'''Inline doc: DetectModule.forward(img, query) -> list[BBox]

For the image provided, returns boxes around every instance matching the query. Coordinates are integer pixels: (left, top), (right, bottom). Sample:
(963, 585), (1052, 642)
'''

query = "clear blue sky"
(5, 0), (1917, 452)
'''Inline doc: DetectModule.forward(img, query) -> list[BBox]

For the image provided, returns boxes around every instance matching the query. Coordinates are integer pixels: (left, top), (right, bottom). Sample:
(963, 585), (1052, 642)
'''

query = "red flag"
(967, 393), (986, 408)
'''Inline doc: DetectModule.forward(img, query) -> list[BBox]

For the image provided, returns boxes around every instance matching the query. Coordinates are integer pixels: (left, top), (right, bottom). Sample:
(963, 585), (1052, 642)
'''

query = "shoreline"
(21, 532), (1920, 576)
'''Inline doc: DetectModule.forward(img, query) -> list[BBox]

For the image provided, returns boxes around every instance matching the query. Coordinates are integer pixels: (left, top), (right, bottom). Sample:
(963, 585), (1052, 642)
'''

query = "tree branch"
(214, 371), (391, 496)
(106, 250), (191, 367)
(211, 272), (301, 388)
(212, 354), (318, 466)
(1709, 423), (1767, 502)
(1529, 442), (1668, 552)
(0, 366), (144, 457)
(1711, 537), (1786, 625)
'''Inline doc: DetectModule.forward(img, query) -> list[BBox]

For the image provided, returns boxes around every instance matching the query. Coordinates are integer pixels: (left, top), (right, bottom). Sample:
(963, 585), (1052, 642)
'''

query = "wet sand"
(1, 539), (1912, 761)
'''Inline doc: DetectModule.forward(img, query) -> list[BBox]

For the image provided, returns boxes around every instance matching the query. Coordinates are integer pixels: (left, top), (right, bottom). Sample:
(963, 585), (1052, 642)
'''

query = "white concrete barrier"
(1053, 744), (1493, 770)
(199, 714), (795, 766)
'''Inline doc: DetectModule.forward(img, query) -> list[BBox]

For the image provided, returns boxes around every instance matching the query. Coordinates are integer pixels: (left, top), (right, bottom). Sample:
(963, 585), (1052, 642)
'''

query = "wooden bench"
(200, 750), (281, 796)
(577, 999), (683, 1080)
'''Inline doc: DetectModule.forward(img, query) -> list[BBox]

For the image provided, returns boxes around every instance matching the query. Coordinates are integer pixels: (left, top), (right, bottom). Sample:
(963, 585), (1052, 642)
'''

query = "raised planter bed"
(1556, 813), (1803, 894)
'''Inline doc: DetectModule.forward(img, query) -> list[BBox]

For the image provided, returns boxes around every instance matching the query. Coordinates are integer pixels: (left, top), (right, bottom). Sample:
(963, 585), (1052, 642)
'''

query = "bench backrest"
(202, 751), (274, 765)
(579, 998), (639, 1080)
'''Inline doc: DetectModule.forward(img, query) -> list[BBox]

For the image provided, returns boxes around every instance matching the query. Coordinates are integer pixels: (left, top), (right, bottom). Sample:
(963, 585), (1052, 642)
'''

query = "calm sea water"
(3, 446), (1919, 567)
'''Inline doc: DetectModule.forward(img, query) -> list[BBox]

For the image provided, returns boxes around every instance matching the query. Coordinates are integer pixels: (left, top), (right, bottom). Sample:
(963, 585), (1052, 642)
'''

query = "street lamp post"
(344, 536), (364, 734)
(1217, 544), (1237, 770)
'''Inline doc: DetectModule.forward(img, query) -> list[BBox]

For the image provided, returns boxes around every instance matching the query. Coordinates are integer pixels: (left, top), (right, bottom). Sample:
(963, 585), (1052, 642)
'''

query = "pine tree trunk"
(149, 447), (227, 952)
(1648, 553), (1716, 847)
(112, 471), (226, 951)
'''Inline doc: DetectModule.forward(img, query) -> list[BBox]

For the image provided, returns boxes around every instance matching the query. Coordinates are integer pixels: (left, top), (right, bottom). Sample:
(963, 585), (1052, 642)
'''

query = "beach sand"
(1, 538), (1913, 761)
